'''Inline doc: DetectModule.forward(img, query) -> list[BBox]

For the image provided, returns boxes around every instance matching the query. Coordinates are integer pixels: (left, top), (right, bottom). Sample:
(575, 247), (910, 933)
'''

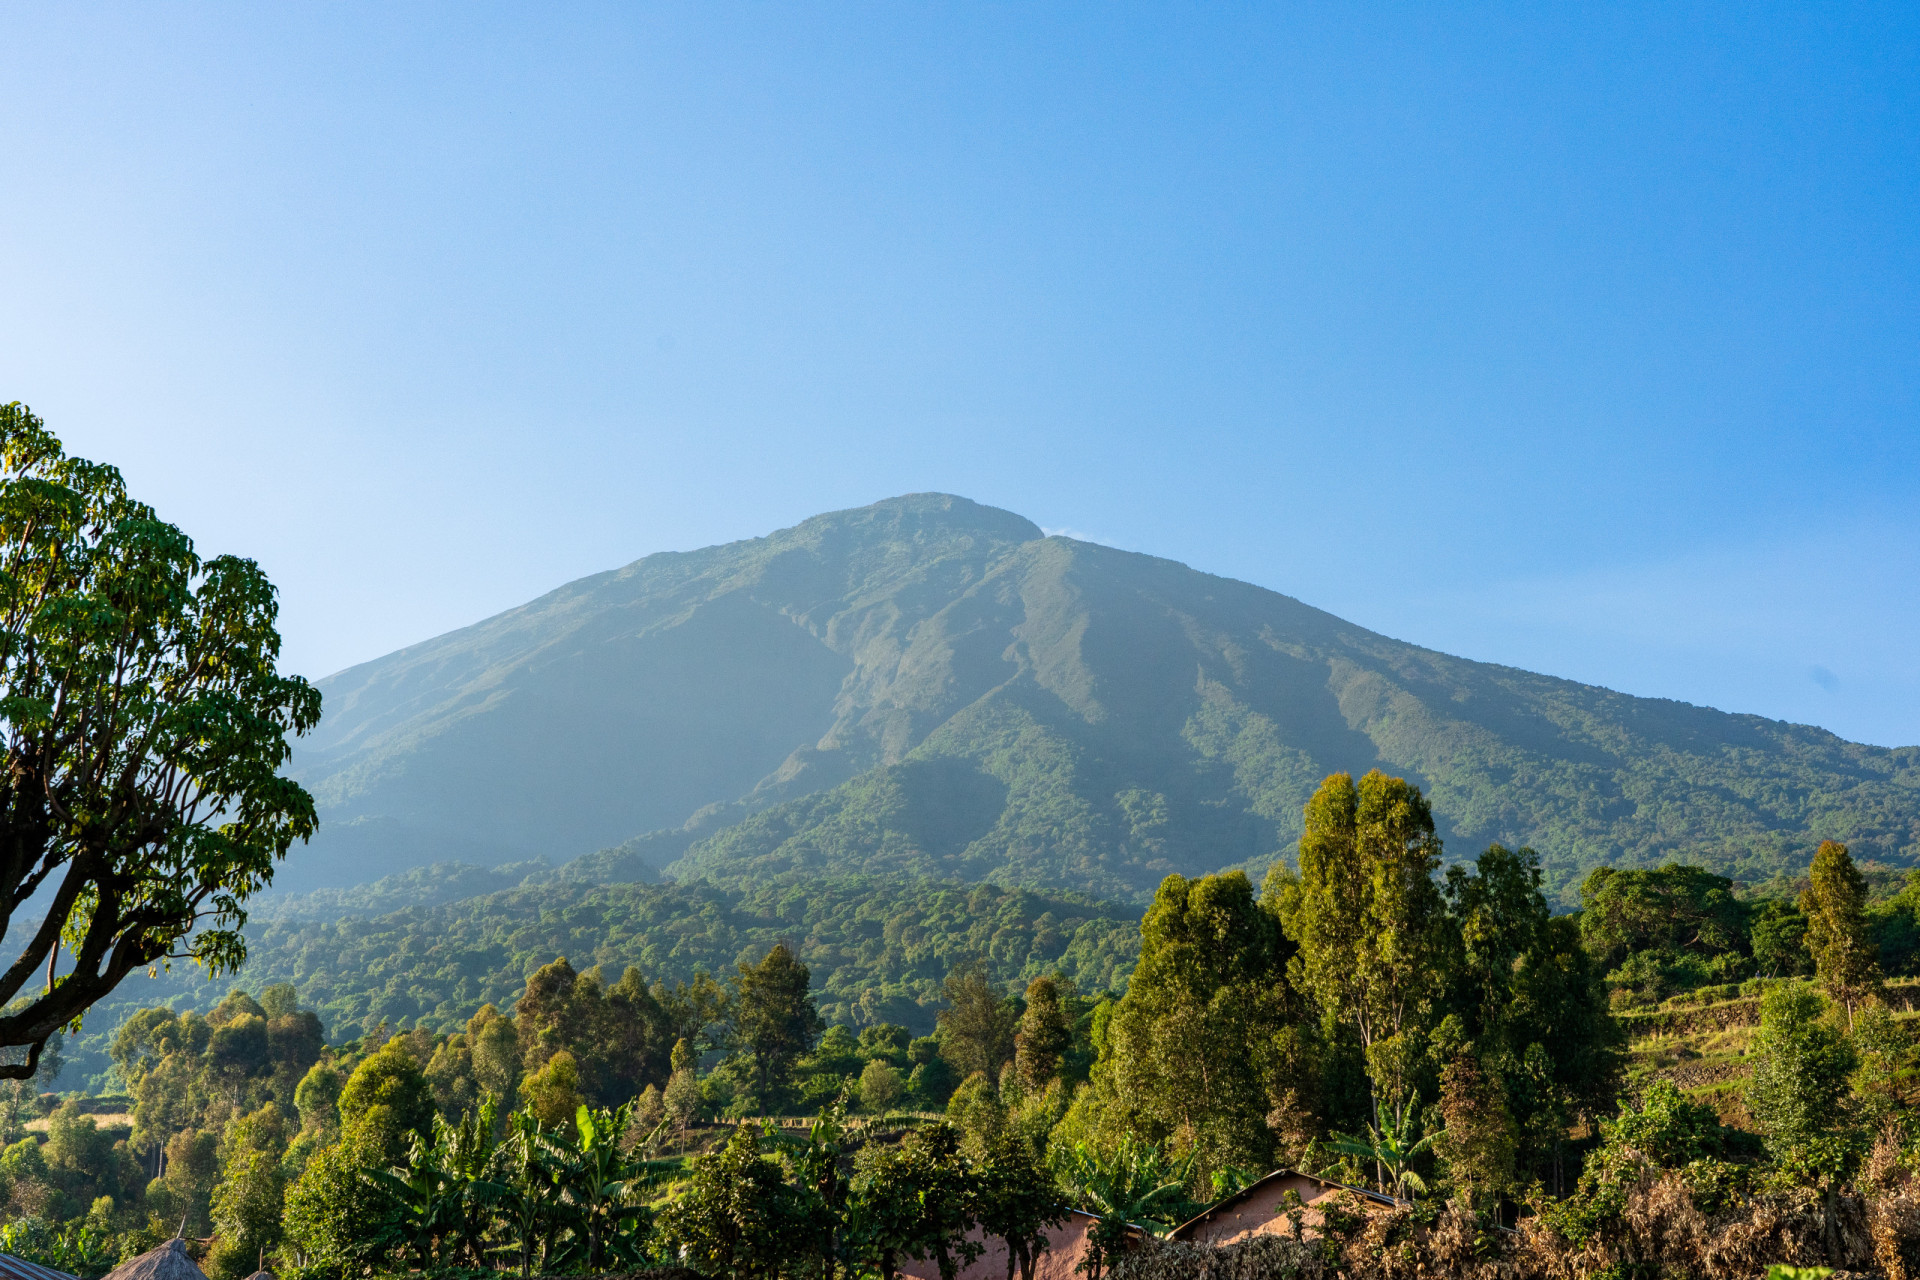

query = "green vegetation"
(290, 492), (1920, 902)
(6, 773), (1920, 1279)
(0, 405), (318, 1075)
(62, 874), (1141, 1087)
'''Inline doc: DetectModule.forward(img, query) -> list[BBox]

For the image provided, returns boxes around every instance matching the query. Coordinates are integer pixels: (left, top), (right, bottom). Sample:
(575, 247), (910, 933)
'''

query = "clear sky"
(1, 4), (1915, 746)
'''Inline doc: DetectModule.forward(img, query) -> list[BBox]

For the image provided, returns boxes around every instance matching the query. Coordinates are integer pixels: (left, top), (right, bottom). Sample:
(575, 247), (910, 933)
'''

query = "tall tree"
(1800, 840), (1882, 1026)
(1284, 771), (1452, 1129)
(1102, 871), (1283, 1179)
(0, 405), (321, 1074)
(1444, 844), (1622, 1193)
(730, 943), (824, 1109)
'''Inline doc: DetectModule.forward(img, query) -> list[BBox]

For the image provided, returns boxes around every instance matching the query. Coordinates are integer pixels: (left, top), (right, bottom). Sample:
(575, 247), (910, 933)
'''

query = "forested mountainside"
(289, 493), (1920, 900)
(63, 872), (1139, 1083)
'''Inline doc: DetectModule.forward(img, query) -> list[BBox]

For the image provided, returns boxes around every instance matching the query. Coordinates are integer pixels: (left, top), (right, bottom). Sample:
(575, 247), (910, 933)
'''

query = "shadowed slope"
(287, 494), (1920, 899)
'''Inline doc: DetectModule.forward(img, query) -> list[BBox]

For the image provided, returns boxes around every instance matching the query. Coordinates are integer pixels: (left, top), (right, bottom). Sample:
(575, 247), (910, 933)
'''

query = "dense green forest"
(290, 494), (1920, 899)
(10, 769), (1920, 1280)
(61, 874), (1141, 1088)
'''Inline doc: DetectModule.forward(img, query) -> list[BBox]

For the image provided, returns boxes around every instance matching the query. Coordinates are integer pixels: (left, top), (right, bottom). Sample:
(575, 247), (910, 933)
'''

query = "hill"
(288, 493), (1920, 902)
(59, 871), (1141, 1087)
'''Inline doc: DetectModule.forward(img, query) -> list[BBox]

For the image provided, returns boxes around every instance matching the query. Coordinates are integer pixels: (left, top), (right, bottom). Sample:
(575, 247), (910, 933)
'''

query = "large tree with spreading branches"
(0, 403), (320, 1076)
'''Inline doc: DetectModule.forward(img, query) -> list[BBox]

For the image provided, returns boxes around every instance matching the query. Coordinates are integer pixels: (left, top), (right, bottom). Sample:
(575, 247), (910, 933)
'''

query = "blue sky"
(1, 4), (1915, 745)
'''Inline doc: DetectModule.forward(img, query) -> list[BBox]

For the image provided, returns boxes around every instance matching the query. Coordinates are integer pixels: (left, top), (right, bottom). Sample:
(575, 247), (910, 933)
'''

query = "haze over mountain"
(288, 494), (1920, 902)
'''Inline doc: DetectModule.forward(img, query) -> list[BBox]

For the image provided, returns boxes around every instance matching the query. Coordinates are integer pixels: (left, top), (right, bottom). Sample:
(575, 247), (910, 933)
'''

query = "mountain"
(287, 493), (1920, 902)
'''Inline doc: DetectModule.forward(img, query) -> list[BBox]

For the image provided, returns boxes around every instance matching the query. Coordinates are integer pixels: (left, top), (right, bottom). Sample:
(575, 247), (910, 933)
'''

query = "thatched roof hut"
(101, 1238), (208, 1280)
(242, 1270), (275, 1280)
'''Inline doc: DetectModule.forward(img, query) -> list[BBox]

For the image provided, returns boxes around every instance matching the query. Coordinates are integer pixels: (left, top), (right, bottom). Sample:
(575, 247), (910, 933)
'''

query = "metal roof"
(1170, 1167), (1407, 1239)
(0, 1252), (79, 1280)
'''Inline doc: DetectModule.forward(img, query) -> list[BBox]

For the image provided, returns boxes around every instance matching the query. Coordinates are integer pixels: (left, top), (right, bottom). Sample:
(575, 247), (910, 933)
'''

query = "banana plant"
(1052, 1134), (1197, 1230)
(1323, 1094), (1437, 1200)
(544, 1100), (651, 1272)
(496, 1111), (564, 1278)
(363, 1099), (511, 1271)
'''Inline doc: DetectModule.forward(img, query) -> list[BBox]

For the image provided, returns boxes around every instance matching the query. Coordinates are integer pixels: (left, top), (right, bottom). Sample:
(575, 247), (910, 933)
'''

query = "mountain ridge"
(285, 493), (1920, 902)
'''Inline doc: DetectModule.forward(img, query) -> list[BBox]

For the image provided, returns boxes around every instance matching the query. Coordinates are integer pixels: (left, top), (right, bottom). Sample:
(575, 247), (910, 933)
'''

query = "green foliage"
(1579, 863), (1747, 967)
(936, 965), (1019, 1084)
(1099, 871), (1286, 1181)
(1801, 841), (1883, 1021)
(1752, 899), (1815, 978)
(1284, 771), (1450, 1127)
(72, 874), (1138, 1081)
(1745, 983), (1863, 1187)
(730, 944), (824, 1112)
(659, 1125), (819, 1280)
(1324, 1094), (1436, 1199)
(1052, 1134), (1197, 1230)
(298, 493), (1920, 910)
(0, 405), (321, 1074)
(337, 1040), (436, 1165)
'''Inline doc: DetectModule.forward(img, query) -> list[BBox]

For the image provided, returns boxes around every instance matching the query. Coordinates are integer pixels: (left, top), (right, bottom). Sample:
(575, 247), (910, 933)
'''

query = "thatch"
(100, 1239), (208, 1280)
(242, 1271), (275, 1280)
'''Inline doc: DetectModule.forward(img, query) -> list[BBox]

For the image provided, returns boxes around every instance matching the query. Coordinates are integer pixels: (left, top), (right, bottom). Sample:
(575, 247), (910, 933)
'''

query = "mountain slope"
(287, 494), (1920, 899)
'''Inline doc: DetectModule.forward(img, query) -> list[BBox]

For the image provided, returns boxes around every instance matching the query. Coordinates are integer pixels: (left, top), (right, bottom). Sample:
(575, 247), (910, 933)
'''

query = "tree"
(730, 944), (824, 1111)
(1101, 871), (1283, 1180)
(1444, 845), (1622, 1193)
(937, 965), (1018, 1085)
(1284, 771), (1452, 1131)
(1800, 841), (1883, 1025)
(973, 1129), (1064, 1280)
(518, 958), (675, 1105)
(664, 1068), (701, 1134)
(280, 1125), (394, 1280)
(1751, 900), (1814, 978)
(0, 405), (322, 1075)
(1327, 1096), (1436, 1200)
(859, 1060), (903, 1113)
(208, 1106), (290, 1280)
(849, 1123), (980, 1280)
(337, 1040), (436, 1165)
(1013, 976), (1072, 1093)
(469, 1004), (522, 1102)
(518, 1050), (584, 1133)
(1746, 982), (1862, 1257)
(659, 1125), (818, 1280)
(1433, 1055), (1514, 1210)
(1576, 864), (1746, 973)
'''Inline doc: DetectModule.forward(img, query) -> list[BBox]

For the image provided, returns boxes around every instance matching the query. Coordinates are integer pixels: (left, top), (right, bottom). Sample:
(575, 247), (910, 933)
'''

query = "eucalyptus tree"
(0, 404), (320, 1074)
(1283, 771), (1453, 1131)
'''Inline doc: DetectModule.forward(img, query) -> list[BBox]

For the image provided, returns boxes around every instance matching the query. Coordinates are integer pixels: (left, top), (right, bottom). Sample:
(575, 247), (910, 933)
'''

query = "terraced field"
(1620, 977), (1920, 1128)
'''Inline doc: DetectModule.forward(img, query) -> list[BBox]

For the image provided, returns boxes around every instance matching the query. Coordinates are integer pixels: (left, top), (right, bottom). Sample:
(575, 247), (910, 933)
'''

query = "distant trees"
(937, 965), (1019, 1085)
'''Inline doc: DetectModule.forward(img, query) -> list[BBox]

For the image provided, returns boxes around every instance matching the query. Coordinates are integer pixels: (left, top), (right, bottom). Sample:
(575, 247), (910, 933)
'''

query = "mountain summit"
(289, 493), (1919, 899)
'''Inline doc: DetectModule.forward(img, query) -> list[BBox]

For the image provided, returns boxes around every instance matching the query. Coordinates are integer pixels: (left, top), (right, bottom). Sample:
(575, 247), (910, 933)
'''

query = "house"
(99, 1238), (210, 1280)
(0, 1253), (77, 1280)
(896, 1208), (1136, 1280)
(1169, 1169), (1405, 1246)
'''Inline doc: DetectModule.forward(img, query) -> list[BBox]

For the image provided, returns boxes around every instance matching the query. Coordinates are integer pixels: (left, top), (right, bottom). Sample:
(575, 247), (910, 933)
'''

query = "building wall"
(896, 1209), (1104, 1280)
